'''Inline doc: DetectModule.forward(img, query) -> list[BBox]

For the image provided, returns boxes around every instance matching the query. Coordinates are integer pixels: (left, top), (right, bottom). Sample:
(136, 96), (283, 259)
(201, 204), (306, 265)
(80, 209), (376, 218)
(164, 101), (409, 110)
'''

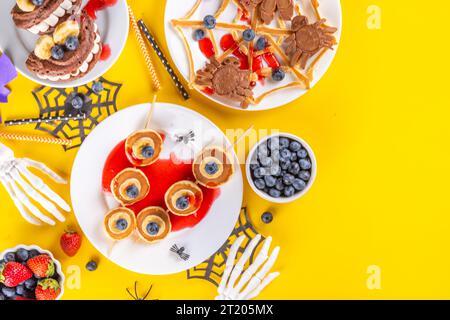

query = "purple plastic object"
(0, 53), (18, 103)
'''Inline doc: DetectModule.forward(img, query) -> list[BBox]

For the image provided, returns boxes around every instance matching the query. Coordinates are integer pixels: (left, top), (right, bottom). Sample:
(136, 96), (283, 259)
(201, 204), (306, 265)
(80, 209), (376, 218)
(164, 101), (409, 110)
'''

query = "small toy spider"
(126, 281), (157, 300)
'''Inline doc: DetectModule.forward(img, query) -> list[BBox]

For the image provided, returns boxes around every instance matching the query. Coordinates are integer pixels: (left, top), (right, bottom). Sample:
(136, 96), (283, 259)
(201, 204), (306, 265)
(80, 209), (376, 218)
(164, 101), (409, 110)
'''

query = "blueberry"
(243, 29), (256, 42)
(23, 289), (35, 299)
(254, 178), (265, 190)
(0, 293), (5, 301)
(203, 15), (216, 29)
(253, 167), (266, 178)
(255, 37), (267, 51)
(4, 252), (15, 262)
(28, 250), (40, 259)
(290, 153), (298, 162)
(299, 170), (311, 181)
(193, 29), (206, 41)
(257, 144), (269, 156)
(279, 137), (290, 149)
(250, 163), (259, 170)
(264, 175), (276, 187)
(271, 151), (280, 162)
(146, 222), (160, 235)
(284, 186), (295, 197)
(261, 211), (273, 224)
(65, 36), (79, 51)
(205, 161), (219, 175)
(275, 178), (285, 191)
(269, 165), (281, 176)
(282, 173), (295, 186)
(299, 159), (312, 170)
(293, 178), (306, 191)
(115, 218), (128, 231)
(32, 0), (44, 5)
(71, 95), (84, 109)
(1, 287), (15, 298)
(86, 260), (98, 272)
(280, 149), (292, 160)
(297, 149), (308, 159)
(288, 162), (300, 175)
(24, 278), (37, 290)
(176, 196), (189, 210)
(259, 156), (273, 167)
(267, 137), (280, 151)
(280, 158), (291, 170)
(289, 141), (302, 152)
(272, 68), (285, 81)
(51, 45), (65, 60)
(141, 145), (154, 159)
(92, 81), (103, 93)
(269, 188), (281, 198)
(126, 185), (139, 199)
(15, 284), (25, 296)
(15, 248), (28, 262)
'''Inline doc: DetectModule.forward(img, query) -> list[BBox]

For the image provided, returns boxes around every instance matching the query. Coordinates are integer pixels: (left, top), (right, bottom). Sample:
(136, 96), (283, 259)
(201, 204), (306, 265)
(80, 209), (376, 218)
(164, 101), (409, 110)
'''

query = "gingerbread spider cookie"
(240, 0), (294, 24)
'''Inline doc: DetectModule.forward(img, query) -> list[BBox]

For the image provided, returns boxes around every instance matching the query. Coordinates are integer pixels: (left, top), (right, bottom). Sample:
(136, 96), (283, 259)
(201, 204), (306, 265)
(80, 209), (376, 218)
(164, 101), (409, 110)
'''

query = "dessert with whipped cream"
(165, 180), (203, 216)
(193, 147), (234, 188)
(110, 168), (150, 206)
(136, 207), (171, 243)
(104, 207), (137, 241)
(125, 129), (163, 167)
(26, 11), (102, 82)
(11, 0), (82, 35)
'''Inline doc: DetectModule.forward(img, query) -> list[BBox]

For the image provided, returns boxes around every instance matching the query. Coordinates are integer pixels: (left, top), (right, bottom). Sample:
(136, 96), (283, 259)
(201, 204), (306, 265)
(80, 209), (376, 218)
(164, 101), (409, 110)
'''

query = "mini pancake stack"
(26, 11), (102, 81)
(11, 0), (82, 35)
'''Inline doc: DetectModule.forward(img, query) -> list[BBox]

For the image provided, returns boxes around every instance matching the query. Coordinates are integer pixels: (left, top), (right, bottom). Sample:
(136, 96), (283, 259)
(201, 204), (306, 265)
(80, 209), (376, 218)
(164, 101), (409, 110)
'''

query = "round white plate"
(164, 0), (342, 111)
(71, 103), (243, 275)
(0, 0), (129, 88)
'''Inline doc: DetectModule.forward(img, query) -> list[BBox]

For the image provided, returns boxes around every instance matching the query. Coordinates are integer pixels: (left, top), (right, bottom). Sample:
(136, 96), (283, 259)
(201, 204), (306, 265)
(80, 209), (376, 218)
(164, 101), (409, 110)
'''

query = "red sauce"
(199, 38), (215, 58)
(201, 87), (215, 95)
(102, 140), (220, 231)
(84, 0), (118, 19)
(220, 34), (263, 71)
(263, 52), (280, 69)
(238, 8), (251, 23)
(100, 44), (111, 61)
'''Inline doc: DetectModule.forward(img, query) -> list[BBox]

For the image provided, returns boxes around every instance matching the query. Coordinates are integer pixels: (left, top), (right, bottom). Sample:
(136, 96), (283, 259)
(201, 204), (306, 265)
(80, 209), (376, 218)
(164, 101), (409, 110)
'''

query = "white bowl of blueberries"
(246, 133), (316, 203)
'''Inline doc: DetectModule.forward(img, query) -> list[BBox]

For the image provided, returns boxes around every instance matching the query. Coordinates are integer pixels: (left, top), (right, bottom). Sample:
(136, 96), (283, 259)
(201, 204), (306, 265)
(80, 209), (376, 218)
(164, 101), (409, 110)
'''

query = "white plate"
(71, 103), (243, 275)
(0, 0), (129, 88)
(164, 0), (342, 111)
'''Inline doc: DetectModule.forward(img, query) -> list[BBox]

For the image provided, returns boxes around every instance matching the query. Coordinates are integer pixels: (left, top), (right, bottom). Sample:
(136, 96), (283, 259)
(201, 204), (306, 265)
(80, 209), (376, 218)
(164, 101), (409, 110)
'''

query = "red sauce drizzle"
(199, 38), (215, 58)
(263, 52), (280, 69)
(84, 0), (118, 19)
(100, 44), (111, 61)
(102, 140), (220, 231)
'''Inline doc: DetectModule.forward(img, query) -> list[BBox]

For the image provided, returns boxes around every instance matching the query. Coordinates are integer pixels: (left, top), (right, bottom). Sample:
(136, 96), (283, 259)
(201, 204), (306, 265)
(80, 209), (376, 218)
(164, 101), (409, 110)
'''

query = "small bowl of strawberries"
(0, 245), (64, 300)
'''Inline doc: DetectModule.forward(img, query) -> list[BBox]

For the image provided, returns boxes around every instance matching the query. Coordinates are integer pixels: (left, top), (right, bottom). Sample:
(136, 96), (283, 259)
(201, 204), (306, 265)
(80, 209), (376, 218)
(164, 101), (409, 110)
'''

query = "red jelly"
(100, 44), (111, 61)
(84, 0), (118, 19)
(202, 87), (215, 95)
(263, 52), (280, 69)
(237, 8), (251, 23)
(102, 140), (220, 231)
(199, 38), (215, 58)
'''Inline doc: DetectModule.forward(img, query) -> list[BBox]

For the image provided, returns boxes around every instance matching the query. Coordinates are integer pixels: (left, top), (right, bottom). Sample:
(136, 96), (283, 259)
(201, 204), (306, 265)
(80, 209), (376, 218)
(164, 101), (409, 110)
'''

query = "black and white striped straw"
(4, 114), (87, 127)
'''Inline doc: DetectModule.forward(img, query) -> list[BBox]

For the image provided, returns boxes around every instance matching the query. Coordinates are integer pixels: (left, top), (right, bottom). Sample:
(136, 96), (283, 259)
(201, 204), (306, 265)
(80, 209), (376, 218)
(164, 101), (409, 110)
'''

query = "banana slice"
(16, 0), (36, 12)
(34, 35), (55, 60)
(53, 20), (80, 45)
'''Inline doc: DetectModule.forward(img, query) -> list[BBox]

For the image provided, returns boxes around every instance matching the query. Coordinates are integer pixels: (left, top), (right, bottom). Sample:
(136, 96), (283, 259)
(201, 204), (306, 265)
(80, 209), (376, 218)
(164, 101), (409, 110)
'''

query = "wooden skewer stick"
(144, 94), (157, 129)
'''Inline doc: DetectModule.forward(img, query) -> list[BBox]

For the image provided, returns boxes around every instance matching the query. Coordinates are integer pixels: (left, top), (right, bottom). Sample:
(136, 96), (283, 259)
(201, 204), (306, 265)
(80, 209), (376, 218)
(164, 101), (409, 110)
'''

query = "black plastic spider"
(126, 281), (157, 301)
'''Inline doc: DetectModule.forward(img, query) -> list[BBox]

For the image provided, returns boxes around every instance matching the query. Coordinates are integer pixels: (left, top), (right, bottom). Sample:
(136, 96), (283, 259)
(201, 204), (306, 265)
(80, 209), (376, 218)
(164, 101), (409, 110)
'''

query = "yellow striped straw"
(0, 131), (72, 146)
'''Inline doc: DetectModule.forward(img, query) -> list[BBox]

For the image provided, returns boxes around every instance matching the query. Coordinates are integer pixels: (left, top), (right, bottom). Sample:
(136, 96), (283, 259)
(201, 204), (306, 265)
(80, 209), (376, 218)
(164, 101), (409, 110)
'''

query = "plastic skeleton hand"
(0, 143), (70, 226)
(216, 234), (280, 300)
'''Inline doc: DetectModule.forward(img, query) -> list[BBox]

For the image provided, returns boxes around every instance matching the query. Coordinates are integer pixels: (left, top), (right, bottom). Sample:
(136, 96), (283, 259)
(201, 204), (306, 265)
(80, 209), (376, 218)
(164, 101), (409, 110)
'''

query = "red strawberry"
(27, 255), (55, 278)
(35, 278), (61, 300)
(0, 262), (32, 287)
(60, 230), (82, 257)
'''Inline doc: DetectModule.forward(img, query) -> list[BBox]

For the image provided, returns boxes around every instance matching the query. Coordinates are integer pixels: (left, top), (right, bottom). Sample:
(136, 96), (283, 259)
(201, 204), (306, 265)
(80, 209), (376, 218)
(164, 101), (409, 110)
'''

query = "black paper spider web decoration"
(32, 77), (121, 151)
(186, 207), (265, 286)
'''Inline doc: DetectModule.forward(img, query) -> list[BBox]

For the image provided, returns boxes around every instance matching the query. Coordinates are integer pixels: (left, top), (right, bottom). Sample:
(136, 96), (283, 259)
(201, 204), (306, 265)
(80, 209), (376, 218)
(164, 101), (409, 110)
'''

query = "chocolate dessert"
(164, 180), (203, 216)
(193, 147), (234, 188)
(110, 168), (150, 206)
(11, 0), (82, 35)
(104, 207), (137, 241)
(26, 11), (102, 82)
(136, 207), (171, 243)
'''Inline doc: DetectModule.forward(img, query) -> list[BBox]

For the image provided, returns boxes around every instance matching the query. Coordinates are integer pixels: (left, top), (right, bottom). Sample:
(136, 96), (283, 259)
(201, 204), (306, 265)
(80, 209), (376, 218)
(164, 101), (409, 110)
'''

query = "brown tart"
(193, 147), (234, 188)
(136, 207), (171, 243)
(164, 180), (203, 216)
(103, 207), (137, 241)
(125, 129), (163, 167)
(110, 168), (150, 206)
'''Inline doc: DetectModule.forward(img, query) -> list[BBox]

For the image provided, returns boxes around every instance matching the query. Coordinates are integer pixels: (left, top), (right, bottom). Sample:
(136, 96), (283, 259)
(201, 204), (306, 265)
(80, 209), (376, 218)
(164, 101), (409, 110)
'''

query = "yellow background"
(1, 0), (449, 299)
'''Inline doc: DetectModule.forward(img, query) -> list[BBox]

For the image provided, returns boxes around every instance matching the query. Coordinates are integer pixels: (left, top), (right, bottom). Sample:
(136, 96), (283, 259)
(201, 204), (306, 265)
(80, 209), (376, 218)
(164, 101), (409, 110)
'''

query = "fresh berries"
(255, 37), (268, 51)
(35, 279), (61, 300)
(3, 252), (16, 262)
(65, 36), (79, 51)
(115, 218), (128, 231)
(51, 45), (65, 60)
(32, 0), (44, 6)
(26, 255), (55, 278)
(24, 277), (37, 290)
(141, 146), (154, 158)
(261, 211), (273, 224)
(60, 231), (82, 257)
(176, 196), (189, 210)
(146, 222), (160, 235)
(193, 29), (206, 41)
(126, 185), (139, 198)
(272, 68), (285, 81)
(203, 15), (216, 29)
(204, 161), (219, 175)
(15, 248), (29, 262)
(243, 29), (256, 42)
(86, 260), (98, 272)
(92, 81), (104, 93)
(0, 262), (33, 287)
(71, 95), (84, 109)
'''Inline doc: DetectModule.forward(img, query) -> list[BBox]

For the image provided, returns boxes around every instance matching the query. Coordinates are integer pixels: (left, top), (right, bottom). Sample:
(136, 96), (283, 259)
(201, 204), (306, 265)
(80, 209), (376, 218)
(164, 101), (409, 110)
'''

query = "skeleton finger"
(17, 163), (71, 212)
(217, 235), (246, 298)
(237, 246), (280, 299)
(231, 236), (273, 297)
(244, 272), (280, 300)
(0, 176), (42, 226)
(224, 234), (262, 296)
(20, 158), (67, 184)
(9, 168), (65, 222)
(5, 174), (55, 225)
